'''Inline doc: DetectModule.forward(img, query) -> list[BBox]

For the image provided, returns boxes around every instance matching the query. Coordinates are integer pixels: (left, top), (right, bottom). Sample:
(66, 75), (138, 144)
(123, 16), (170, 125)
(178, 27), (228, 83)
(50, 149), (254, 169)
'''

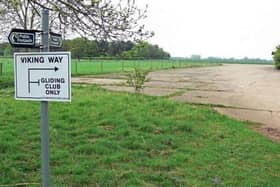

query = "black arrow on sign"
(28, 67), (59, 93)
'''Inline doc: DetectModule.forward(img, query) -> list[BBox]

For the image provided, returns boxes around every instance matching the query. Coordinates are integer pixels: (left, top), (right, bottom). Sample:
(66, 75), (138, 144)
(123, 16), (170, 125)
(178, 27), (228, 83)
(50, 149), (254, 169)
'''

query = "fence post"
(100, 61), (103, 73)
(76, 59), (79, 74)
(0, 63), (2, 77)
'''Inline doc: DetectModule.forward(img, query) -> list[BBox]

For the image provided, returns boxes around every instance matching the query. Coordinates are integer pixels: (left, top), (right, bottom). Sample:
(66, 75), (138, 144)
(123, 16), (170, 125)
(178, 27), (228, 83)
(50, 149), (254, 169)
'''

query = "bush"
(272, 46), (280, 69)
(127, 68), (148, 92)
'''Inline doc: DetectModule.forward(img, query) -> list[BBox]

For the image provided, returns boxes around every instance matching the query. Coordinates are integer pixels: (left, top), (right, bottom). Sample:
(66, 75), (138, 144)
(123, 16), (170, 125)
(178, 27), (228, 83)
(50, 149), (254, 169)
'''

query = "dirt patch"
(215, 107), (280, 142)
(72, 64), (280, 142)
(261, 128), (280, 143)
(72, 77), (126, 85)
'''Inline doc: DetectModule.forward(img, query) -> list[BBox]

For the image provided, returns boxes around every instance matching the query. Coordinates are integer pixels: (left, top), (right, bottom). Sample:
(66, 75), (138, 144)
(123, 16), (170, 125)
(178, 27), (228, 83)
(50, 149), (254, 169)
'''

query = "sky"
(138, 0), (280, 60)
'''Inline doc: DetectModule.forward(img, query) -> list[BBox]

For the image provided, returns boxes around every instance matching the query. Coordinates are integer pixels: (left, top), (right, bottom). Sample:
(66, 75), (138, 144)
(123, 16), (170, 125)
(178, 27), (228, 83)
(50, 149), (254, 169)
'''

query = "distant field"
(0, 85), (279, 186)
(70, 59), (215, 75)
(0, 57), (217, 77)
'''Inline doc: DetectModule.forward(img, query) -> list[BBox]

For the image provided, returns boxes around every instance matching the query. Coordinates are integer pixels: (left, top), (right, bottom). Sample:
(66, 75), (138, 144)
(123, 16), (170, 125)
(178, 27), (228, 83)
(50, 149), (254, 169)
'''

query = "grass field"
(0, 57), (217, 77)
(0, 85), (279, 186)
(0, 57), (217, 91)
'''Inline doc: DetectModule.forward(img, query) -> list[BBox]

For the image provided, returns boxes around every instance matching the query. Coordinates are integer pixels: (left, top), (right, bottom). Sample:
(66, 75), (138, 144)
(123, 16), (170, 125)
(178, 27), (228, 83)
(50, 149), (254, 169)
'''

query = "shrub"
(127, 68), (148, 92)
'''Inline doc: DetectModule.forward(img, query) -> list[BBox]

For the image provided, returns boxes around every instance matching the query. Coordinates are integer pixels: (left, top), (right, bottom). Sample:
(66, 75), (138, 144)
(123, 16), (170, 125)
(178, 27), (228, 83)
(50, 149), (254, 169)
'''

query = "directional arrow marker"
(28, 67), (59, 93)
(50, 32), (63, 48)
(28, 67), (59, 72)
(8, 28), (36, 48)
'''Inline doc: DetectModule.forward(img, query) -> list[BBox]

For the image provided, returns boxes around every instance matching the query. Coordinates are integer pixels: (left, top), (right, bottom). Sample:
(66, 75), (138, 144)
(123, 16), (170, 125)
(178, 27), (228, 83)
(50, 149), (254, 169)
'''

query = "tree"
(123, 41), (170, 59)
(63, 38), (88, 58)
(108, 40), (134, 57)
(0, 42), (13, 56)
(0, 0), (153, 41)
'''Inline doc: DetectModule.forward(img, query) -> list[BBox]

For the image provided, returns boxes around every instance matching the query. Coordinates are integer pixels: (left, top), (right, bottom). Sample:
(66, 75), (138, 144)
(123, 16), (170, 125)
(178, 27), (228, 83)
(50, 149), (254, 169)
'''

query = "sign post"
(41, 8), (50, 187)
(9, 8), (69, 187)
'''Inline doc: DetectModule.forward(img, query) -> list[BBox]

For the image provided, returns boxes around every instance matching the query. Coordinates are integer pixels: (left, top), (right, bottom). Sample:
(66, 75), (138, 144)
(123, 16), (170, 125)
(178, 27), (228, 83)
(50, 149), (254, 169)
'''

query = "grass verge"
(0, 85), (279, 186)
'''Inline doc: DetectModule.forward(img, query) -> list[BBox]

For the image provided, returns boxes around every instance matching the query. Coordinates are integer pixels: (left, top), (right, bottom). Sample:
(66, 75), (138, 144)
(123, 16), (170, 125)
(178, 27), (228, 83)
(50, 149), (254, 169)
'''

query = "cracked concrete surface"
(72, 64), (280, 142)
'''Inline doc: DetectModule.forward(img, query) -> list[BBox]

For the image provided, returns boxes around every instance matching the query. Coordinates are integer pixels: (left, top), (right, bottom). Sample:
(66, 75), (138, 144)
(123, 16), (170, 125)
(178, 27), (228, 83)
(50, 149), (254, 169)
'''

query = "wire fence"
(0, 56), (207, 77)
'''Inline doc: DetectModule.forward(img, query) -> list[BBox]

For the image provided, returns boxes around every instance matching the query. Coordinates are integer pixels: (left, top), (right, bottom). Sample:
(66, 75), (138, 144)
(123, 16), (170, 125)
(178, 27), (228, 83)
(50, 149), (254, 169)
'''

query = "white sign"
(14, 52), (71, 102)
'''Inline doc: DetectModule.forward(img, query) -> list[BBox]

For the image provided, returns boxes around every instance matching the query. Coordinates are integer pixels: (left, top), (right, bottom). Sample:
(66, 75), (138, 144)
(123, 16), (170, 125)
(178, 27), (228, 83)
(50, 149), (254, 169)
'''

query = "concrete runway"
(73, 64), (280, 141)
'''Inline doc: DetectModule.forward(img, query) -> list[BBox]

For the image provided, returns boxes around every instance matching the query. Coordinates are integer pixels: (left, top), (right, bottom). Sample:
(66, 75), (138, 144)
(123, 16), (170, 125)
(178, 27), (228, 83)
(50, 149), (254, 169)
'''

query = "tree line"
(63, 38), (170, 59)
(179, 55), (272, 64)
(0, 38), (170, 59)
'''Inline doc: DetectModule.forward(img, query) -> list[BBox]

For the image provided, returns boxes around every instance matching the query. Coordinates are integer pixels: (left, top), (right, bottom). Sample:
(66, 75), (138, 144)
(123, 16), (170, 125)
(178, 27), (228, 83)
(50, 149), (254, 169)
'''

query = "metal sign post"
(41, 8), (50, 187)
(9, 6), (69, 187)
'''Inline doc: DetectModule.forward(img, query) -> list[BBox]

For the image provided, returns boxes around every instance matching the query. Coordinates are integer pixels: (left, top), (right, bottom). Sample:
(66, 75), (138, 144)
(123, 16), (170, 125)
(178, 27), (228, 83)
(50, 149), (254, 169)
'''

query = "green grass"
(0, 57), (218, 77)
(0, 85), (279, 186)
(71, 59), (214, 75)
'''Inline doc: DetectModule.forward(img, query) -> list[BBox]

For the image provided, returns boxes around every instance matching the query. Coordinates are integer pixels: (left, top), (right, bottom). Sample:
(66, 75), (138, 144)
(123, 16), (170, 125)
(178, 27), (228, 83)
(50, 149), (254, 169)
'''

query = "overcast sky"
(138, 0), (280, 60)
